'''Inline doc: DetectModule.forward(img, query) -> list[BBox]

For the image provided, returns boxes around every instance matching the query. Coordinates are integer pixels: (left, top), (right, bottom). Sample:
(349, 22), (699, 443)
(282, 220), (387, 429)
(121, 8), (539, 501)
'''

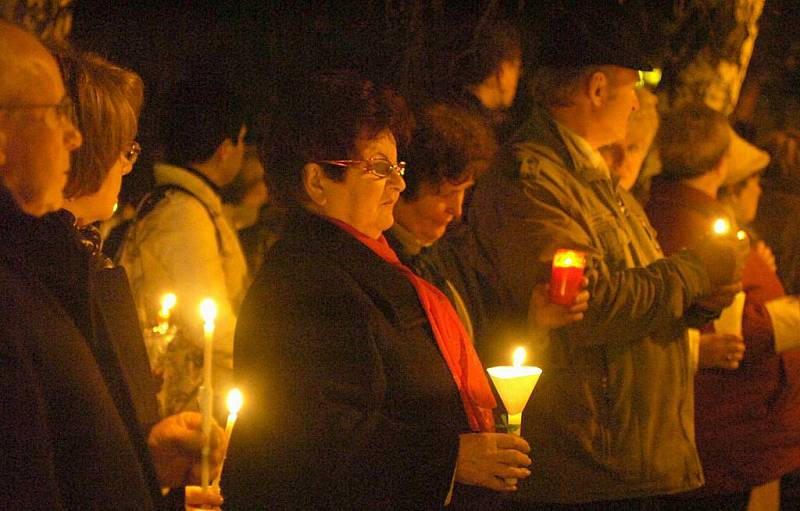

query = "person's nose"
(447, 191), (465, 219)
(631, 90), (640, 113)
(389, 167), (405, 192)
(64, 120), (82, 151)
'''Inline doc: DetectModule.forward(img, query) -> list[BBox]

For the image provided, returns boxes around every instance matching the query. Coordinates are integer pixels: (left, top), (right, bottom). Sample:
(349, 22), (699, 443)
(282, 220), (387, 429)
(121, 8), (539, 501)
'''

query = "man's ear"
(302, 162), (327, 207)
(215, 137), (235, 163)
(587, 71), (608, 108)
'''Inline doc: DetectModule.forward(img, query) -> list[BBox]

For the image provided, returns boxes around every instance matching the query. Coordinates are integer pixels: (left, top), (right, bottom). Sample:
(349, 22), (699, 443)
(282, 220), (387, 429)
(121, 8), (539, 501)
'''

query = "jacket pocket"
(587, 212), (627, 270)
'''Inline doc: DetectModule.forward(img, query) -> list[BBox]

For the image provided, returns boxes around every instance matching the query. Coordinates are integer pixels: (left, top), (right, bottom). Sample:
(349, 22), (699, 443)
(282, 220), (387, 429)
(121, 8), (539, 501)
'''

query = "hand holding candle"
(690, 217), (745, 287)
(550, 249), (586, 305)
(199, 298), (218, 492)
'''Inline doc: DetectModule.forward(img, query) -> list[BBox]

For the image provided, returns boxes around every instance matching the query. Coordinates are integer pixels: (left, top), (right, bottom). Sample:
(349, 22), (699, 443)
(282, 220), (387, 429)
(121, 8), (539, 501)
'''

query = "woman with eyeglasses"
(222, 70), (531, 510)
(23, 48), (226, 510)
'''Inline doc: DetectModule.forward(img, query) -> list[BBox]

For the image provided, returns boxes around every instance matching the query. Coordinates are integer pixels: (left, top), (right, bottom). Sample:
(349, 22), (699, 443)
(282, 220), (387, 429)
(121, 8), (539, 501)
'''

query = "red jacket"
(646, 179), (800, 494)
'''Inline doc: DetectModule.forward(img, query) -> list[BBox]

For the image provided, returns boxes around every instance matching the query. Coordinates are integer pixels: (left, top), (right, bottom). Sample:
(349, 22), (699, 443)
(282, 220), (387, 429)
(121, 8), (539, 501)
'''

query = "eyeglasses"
(123, 141), (141, 165)
(0, 95), (76, 123)
(317, 158), (406, 178)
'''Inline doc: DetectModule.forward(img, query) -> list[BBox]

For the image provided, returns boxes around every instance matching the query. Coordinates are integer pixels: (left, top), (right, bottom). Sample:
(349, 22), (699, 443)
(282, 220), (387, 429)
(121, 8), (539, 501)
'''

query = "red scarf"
(328, 218), (496, 432)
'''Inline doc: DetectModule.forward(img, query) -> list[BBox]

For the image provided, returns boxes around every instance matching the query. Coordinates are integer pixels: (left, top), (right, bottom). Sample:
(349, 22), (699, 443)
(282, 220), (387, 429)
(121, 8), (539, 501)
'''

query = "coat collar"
(283, 210), (427, 327)
(511, 104), (611, 183)
(153, 162), (223, 216)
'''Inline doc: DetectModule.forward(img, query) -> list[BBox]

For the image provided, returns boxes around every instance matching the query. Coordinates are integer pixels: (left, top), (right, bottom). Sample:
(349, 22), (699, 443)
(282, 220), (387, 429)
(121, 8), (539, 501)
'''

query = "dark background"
(68, 0), (800, 200)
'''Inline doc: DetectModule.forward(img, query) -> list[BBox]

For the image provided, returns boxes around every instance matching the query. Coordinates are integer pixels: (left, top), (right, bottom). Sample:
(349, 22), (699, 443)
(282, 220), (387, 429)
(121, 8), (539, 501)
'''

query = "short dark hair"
(529, 65), (604, 108)
(54, 48), (143, 198)
(159, 77), (246, 168)
(260, 70), (412, 210)
(658, 103), (730, 181)
(403, 103), (497, 200)
(453, 20), (521, 87)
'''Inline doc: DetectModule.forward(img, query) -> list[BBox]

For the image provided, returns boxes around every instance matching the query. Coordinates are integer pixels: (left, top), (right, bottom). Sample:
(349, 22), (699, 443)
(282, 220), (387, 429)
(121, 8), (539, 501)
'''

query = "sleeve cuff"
(765, 296), (800, 353)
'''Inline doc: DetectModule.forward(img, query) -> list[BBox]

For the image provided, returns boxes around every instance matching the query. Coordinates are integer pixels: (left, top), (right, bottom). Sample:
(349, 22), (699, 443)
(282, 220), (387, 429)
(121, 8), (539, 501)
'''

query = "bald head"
(0, 21), (62, 104)
(0, 21), (82, 217)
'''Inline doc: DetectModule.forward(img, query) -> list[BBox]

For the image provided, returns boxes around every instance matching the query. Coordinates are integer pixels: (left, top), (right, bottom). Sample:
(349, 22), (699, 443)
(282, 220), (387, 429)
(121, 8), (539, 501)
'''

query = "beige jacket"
(467, 107), (714, 503)
(119, 162), (249, 416)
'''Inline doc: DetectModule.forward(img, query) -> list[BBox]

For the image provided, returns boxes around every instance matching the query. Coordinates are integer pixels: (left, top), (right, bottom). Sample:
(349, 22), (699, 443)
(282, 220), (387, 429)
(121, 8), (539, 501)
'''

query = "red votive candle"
(550, 249), (586, 305)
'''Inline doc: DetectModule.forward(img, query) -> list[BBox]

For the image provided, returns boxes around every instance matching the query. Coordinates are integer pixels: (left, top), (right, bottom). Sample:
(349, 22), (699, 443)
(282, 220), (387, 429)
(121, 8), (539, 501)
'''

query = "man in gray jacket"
(466, 17), (743, 510)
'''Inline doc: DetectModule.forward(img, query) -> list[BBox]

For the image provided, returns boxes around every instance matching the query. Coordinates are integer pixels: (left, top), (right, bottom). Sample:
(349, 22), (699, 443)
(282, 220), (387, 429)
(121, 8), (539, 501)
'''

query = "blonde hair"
(54, 48), (143, 198)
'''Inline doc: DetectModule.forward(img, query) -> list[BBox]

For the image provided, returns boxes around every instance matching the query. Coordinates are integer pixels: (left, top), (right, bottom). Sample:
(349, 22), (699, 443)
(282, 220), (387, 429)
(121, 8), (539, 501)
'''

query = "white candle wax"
(199, 298), (217, 491)
(212, 388), (243, 489)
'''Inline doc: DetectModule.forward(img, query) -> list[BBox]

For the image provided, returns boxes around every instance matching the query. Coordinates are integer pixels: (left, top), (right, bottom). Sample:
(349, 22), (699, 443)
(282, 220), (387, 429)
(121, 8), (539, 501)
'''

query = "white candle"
(199, 298), (218, 492)
(487, 347), (541, 486)
(212, 388), (243, 489)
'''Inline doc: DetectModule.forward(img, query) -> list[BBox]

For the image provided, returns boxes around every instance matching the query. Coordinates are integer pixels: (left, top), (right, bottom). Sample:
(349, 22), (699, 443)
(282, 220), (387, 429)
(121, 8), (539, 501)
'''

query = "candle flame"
(226, 388), (243, 415)
(736, 230), (747, 241)
(712, 218), (731, 236)
(200, 298), (218, 326)
(160, 293), (177, 316)
(513, 347), (526, 368)
(553, 249), (586, 269)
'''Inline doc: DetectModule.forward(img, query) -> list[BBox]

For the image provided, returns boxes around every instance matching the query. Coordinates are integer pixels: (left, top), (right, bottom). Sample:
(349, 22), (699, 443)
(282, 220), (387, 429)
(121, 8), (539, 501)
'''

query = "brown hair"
(658, 103), (730, 181)
(260, 70), (412, 210)
(453, 20), (521, 87)
(54, 48), (143, 198)
(402, 103), (497, 200)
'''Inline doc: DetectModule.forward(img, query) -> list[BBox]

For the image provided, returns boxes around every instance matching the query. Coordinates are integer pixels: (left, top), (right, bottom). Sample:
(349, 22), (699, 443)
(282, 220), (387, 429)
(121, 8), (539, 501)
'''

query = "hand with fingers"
(528, 279), (590, 331)
(147, 411), (226, 488)
(455, 432), (532, 492)
(184, 485), (223, 511)
(699, 333), (746, 370)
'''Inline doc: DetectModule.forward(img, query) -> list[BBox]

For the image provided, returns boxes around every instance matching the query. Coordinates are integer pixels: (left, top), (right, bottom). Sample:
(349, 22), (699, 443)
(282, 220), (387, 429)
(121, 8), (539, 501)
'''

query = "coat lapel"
(90, 267), (161, 429)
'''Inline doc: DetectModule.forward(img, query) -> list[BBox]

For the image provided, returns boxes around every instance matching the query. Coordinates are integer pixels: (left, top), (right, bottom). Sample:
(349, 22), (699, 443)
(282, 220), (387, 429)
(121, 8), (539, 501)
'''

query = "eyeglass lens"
(368, 160), (405, 178)
(56, 96), (77, 123)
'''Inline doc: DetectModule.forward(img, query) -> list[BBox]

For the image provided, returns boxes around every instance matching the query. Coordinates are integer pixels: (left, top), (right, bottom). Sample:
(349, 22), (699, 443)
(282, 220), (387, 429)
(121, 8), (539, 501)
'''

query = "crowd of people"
(3, 9), (800, 511)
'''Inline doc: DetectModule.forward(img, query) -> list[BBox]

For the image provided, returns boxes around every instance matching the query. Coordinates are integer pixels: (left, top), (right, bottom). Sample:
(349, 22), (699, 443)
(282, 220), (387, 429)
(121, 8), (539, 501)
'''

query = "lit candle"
(550, 249), (586, 305)
(199, 298), (218, 492)
(487, 348), (542, 486)
(736, 229), (747, 241)
(712, 217), (731, 236)
(212, 388), (243, 489)
(156, 292), (176, 334)
(486, 347), (542, 436)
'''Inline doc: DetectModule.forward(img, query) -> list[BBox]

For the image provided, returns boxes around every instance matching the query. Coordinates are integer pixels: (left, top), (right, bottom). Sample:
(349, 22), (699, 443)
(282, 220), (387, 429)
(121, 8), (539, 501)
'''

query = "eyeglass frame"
(317, 158), (406, 178)
(0, 95), (76, 123)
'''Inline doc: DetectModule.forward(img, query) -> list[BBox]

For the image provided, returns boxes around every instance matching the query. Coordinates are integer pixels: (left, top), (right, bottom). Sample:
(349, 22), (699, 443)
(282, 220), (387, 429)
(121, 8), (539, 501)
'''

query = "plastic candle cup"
(550, 249), (586, 305)
(486, 348), (542, 436)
